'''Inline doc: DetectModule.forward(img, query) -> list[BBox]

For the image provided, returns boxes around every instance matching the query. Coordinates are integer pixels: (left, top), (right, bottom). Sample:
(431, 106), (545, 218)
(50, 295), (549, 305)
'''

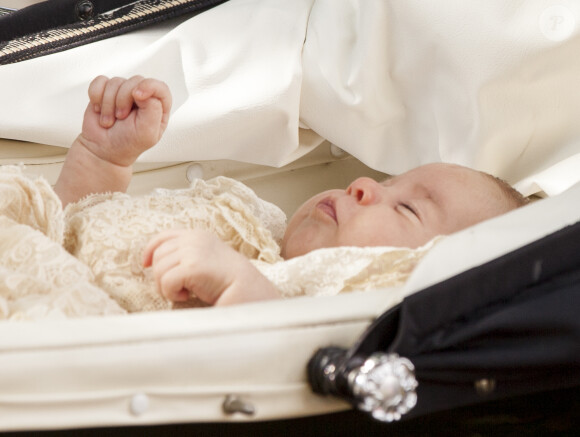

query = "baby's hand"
(80, 75), (172, 167)
(142, 229), (280, 306)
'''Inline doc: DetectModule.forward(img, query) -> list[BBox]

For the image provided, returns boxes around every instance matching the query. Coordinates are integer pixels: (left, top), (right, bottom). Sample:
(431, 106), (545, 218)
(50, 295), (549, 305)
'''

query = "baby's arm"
(142, 229), (281, 306)
(54, 76), (172, 206)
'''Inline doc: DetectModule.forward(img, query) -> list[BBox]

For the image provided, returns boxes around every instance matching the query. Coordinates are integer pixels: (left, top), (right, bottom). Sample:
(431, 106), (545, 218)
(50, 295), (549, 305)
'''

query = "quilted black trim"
(0, 0), (228, 64)
(0, 7), (16, 18)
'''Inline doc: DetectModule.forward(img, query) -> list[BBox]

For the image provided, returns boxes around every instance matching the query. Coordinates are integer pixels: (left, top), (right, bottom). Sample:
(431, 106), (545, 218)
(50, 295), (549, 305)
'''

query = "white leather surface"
(1, 1), (580, 430)
(0, 179), (578, 431)
(1, 1), (579, 195)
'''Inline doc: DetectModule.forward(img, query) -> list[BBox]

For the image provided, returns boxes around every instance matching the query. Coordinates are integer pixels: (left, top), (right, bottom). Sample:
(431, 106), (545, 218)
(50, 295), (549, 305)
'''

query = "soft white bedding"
(1, 0), (579, 196)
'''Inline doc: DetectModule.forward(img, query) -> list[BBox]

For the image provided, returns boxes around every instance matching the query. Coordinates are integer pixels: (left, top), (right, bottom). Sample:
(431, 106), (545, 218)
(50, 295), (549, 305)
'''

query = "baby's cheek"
(282, 226), (326, 259)
(337, 222), (383, 247)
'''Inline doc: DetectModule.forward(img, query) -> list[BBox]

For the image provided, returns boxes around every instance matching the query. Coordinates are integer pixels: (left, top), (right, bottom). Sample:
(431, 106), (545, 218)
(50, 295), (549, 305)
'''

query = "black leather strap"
(0, 0), (230, 64)
(0, 1), (134, 41)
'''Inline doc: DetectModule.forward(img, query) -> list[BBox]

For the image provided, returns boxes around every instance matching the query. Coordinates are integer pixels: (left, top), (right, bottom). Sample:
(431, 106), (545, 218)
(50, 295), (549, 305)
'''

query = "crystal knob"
(348, 353), (418, 422)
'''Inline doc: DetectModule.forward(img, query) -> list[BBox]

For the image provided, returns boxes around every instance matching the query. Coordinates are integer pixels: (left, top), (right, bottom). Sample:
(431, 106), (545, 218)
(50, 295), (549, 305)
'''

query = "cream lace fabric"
(64, 176), (286, 312)
(0, 166), (435, 321)
(252, 242), (435, 299)
(0, 166), (125, 321)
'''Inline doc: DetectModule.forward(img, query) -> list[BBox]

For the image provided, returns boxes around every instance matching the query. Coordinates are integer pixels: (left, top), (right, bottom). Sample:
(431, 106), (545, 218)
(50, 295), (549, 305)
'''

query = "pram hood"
(1, 0), (580, 197)
(0, 175), (578, 432)
(0, 0), (579, 432)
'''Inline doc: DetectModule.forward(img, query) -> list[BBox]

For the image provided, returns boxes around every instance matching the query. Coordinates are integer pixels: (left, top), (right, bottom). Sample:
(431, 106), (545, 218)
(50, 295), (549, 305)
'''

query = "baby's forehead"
(400, 164), (487, 186)
(382, 164), (493, 203)
(379, 165), (449, 187)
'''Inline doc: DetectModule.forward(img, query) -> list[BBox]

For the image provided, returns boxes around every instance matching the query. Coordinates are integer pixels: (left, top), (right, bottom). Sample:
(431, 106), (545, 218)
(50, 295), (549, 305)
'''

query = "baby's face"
(281, 163), (509, 259)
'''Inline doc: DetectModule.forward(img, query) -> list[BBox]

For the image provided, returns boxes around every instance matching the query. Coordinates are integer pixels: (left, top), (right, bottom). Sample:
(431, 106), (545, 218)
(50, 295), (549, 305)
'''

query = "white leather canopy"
(0, 0), (579, 196)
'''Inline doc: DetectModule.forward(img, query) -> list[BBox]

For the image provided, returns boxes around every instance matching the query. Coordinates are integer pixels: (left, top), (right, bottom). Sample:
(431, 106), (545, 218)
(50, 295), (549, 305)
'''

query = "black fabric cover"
(348, 220), (580, 419)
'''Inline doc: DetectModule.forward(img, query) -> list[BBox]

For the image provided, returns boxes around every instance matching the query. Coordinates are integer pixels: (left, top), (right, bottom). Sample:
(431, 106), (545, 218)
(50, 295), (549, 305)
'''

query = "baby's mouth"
(316, 198), (338, 224)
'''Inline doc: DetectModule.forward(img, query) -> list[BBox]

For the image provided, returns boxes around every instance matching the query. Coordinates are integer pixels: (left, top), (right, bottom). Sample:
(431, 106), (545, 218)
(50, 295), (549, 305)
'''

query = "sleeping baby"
(0, 76), (528, 319)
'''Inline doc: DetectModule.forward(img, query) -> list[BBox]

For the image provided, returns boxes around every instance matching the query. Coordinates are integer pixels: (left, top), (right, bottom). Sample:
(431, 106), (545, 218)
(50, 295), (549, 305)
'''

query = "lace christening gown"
(0, 167), (433, 320)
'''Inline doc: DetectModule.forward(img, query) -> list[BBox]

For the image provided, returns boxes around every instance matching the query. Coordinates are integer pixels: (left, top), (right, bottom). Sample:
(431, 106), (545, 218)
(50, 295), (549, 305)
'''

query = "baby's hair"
(482, 172), (530, 209)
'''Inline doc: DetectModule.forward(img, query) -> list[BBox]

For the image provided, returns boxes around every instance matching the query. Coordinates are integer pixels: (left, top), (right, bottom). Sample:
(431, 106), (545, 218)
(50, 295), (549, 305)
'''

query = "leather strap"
(0, 0), (230, 64)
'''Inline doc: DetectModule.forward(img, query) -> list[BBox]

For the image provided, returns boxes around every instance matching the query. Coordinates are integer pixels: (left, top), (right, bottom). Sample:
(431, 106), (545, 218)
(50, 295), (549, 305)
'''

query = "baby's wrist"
(215, 261), (281, 306)
(71, 136), (133, 181)
(55, 136), (133, 206)
(73, 134), (134, 170)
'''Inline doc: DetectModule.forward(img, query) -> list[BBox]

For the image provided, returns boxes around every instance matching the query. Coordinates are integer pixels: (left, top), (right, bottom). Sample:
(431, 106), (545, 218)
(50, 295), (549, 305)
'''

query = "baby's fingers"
(158, 265), (191, 302)
(144, 237), (196, 303)
(142, 229), (184, 267)
(94, 76), (126, 128)
(133, 78), (172, 113)
(114, 75), (144, 120)
(132, 78), (172, 131)
(87, 75), (109, 114)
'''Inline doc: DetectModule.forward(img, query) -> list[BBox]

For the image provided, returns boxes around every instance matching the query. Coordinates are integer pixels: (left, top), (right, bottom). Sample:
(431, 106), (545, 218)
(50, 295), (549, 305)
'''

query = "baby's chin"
(279, 242), (296, 260)
(279, 238), (318, 260)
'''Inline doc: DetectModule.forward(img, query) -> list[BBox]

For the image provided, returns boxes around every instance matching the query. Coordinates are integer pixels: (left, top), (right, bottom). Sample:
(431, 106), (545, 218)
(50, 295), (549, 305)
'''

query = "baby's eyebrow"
(419, 186), (443, 221)
(412, 183), (436, 205)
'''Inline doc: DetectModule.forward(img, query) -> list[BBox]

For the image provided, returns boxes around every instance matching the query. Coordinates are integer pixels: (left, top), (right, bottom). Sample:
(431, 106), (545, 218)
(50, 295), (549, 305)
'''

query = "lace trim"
(252, 239), (440, 299)
(0, 167), (125, 320)
(64, 176), (285, 312)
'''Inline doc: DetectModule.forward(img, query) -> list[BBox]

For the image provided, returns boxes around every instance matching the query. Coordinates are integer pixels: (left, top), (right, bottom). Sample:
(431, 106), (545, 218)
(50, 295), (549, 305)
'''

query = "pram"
(0, 0), (579, 435)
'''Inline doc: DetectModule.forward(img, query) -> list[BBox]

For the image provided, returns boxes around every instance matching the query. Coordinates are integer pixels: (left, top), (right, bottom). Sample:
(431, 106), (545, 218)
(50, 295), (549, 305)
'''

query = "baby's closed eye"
(397, 203), (421, 223)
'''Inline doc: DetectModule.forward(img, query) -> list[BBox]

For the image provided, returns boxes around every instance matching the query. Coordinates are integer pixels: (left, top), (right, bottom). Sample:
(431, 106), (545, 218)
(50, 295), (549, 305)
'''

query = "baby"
(54, 76), (527, 309)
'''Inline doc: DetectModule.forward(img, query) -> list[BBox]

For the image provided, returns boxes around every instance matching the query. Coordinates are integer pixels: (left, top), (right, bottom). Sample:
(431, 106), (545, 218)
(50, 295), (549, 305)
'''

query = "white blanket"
(1, 0), (580, 196)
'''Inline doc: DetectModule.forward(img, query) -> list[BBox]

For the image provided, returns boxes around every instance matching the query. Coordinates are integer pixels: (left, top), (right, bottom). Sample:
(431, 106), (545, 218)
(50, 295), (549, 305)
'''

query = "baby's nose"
(346, 177), (381, 205)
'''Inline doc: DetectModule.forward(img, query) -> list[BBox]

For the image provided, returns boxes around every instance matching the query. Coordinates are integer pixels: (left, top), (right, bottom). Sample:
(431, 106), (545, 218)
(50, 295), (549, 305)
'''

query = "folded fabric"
(1, 0), (579, 196)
